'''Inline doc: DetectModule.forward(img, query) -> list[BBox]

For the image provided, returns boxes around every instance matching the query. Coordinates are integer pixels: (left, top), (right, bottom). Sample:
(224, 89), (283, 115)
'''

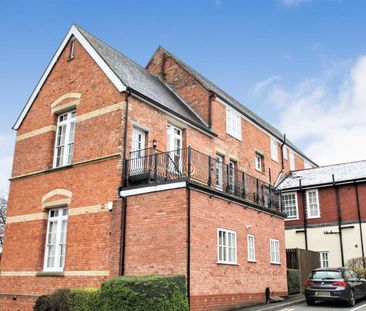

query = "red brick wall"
(189, 190), (287, 310)
(147, 49), (211, 124)
(124, 188), (187, 276)
(1, 38), (125, 309)
(285, 182), (366, 228)
(147, 48), (306, 184)
(2, 32), (294, 311)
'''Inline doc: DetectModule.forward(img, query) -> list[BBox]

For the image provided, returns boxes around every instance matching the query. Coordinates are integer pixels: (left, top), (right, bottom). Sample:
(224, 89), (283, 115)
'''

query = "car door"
(351, 270), (366, 298)
(349, 270), (363, 298)
(358, 274), (366, 298)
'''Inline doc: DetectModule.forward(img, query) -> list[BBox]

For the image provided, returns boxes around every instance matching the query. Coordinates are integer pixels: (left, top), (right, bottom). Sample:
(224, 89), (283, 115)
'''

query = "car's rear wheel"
(348, 289), (356, 307)
(306, 298), (315, 306)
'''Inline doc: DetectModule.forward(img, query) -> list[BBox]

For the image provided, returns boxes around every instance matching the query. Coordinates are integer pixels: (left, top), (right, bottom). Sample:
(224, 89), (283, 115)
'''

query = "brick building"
(278, 161), (366, 269)
(0, 25), (315, 310)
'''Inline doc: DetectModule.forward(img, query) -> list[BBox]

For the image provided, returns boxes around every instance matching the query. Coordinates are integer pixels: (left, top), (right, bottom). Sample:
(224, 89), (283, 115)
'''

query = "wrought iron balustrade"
(125, 147), (281, 212)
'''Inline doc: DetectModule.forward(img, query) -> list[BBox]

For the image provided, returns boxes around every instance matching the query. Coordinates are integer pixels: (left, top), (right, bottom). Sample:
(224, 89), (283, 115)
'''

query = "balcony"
(124, 147), (281, 213)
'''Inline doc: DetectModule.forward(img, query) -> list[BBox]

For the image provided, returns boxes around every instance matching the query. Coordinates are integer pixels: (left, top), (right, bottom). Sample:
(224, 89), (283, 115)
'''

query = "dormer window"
(53, 111), (76, 168)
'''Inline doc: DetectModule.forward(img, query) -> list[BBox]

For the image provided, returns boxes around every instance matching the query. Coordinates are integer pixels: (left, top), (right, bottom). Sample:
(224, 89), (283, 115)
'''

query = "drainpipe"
(280, 134), (286, 171)
(120, 90), (131, 276)
(333, 174), (345, 267)
(354, 182), (365, 268)
(300, 179), (308, 250)
(274, 134), (286, 187)
(186, 186), (191, 307)
(122, 90), (131, 187)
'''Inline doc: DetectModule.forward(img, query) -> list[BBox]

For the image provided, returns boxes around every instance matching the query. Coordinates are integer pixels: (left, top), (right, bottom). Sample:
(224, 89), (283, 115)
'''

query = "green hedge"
(34, 288), (100, 311)
(100, 275), (188, 311)
(68, 288), (101, 311)
(34, 275), (188, 311)
(287, 269), (300, 295)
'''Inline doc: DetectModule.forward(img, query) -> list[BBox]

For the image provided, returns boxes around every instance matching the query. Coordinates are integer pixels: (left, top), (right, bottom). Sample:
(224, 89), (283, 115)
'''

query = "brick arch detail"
(41, 189), (73, 208)
(51, 92), (81, 114)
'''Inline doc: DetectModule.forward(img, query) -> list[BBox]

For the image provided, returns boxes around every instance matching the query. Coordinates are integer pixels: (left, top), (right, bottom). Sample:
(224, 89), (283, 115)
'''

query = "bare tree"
(0, 194), (7, 250)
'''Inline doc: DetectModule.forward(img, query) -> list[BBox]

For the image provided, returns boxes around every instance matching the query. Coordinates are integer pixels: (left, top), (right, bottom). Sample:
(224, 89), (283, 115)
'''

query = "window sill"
(270, 262), (281, 266)
(285, 217), (299, 221)
(307, 216), (321, 219)
(36, 271), (65, 277)
(255, 169), (265, 175)
(50, 164), (73, 172)
(216, 262), (239, 266)
(226, 132), (242, 142)
(247, 260), (257, 263)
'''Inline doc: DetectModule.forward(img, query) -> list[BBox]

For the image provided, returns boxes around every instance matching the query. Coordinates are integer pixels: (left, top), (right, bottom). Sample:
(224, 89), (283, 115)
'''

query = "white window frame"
(215, 154), (224, 190)
(283, 145), (288, 160)
(270, 138), (278, 162)
(130, 127), (147, 173)
(217, 228), (237, 265)
(270, 239), (280, 264)
(306, 189), (320, 219)
(247, 234), (256, 262)
(281, 192), (299, 220)
(53, 110), (76, 168)
(319, 251), (329, 268)
(289, 150), (295, 171)
(226, 108), (242, 140)
(131, 127), (146, 155)
(167, 124), (183, 173)
(43, 207), (68, 272)
(228, 160), (236, 193)
(255, 153), (263, 172)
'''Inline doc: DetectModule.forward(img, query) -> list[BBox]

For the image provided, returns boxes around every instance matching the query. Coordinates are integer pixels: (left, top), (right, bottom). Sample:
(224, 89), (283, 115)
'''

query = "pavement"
(235, 293), (305, 311)
(236, 294), (366, 311)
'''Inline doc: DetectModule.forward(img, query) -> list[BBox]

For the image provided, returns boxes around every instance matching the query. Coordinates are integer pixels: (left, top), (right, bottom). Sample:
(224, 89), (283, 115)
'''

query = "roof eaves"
(128, 87), (216, 137)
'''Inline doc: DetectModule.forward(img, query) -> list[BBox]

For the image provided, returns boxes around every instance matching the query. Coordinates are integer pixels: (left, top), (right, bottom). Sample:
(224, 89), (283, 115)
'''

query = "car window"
(344, 271), (352, 280)
(311, 271), (342, 280)
(349, 270), (358, 279)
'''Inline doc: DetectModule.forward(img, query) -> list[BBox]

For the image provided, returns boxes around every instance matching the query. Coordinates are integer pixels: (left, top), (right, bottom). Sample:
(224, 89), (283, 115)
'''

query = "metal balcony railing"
(125, 147), (281, 212)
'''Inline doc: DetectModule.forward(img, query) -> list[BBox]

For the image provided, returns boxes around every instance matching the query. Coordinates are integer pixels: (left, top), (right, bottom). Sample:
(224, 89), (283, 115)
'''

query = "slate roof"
(76, 26), (210, 133)
(277, 160), (366, 190)
(154, 47), (316, 166)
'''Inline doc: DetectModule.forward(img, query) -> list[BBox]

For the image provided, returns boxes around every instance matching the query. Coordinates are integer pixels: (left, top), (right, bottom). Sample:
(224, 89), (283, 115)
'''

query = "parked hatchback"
(305, 268), (366, 306)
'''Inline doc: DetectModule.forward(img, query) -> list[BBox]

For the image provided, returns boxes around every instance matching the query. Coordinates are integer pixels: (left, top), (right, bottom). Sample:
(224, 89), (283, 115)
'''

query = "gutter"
(278, 177), (366, 192)
(129, 88), (216, 138)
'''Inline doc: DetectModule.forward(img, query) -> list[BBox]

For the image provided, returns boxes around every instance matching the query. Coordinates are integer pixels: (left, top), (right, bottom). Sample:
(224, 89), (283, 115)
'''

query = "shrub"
(355, 269), (366, 278)
(100, 275), (188, 311)
(287, 269), (300, 295)
(68, 288), (101, 311)
(33, 295), (51, 311)
(347, 257), (366, 271)
(34, 288), (100, 311)
(34, 289), (70, 311)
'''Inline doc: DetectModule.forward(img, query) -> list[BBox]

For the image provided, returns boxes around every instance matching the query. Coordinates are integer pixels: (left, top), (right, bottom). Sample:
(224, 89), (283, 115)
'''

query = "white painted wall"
(285, 223), (366, 268)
